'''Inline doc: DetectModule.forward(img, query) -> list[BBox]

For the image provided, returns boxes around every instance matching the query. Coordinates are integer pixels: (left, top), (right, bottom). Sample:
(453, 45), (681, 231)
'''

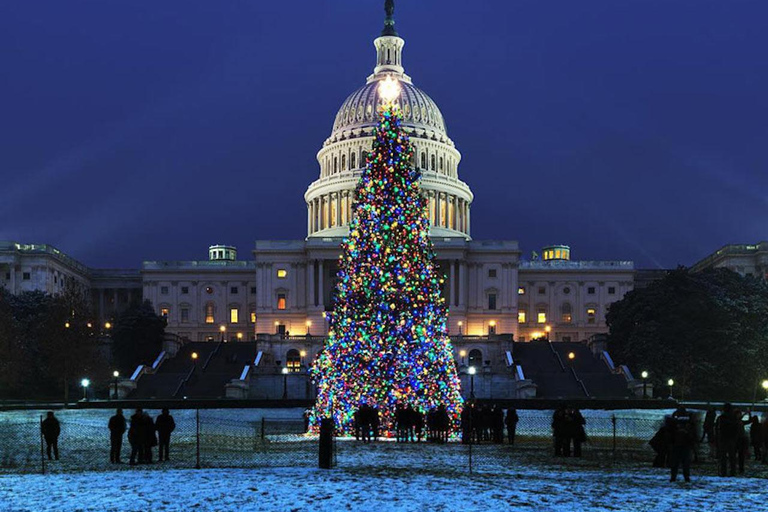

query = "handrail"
(570, 367), (590, 397)
(548, 341), (566, 372)
(173, 364), (196, 398)
(239, 365), (251, 381)
(152, 351), (166, 371)
(601, 351), (616, 372)
(202, 340), (225, 372)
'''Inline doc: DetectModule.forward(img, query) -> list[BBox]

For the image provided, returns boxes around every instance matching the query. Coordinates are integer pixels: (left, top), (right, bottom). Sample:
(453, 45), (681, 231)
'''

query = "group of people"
(394, 404), (424, 442)
(461, 403), (519, 445)
(38, 408), (176, 465)
(552, 405), (587, 457)
(353, 405), (381, 443)
(650, 404), (768, 482)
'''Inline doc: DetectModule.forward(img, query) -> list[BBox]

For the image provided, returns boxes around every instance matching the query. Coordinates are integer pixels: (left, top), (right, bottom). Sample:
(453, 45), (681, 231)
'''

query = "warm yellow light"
(458, 321), (463, 327)
(489, 320), (496, 327)
(545, 326), (552, 333)
(191, 352), (199, 360)
(667, 379), (674, 387)
(378, 76), (401, 103)
(531, 331), (542, 339)
(306, 320), (312, 327)
(277, 269), (287, 279)
(459, 350), (467, 357)
(86, 322), (92, 329)
(219, 325), (226, 332)
(300, 350), (307, 357)
(762, 379), (768, 390)
(275, 321), (280, 326)
(568, 352), (575, 360)
(113, 370), (120, 378)
(105, 322), (112, 330)
(64, 322), (70, 329)
(237, 332), (243, 340)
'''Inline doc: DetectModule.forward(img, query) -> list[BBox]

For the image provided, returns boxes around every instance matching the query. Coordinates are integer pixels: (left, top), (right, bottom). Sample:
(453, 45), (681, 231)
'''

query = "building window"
(488, 324), (496, 335)
(181, 286), (189, 294)
(23, 272), (31, 280)
(277, 293), (286, 310)
(420, 153), (426, 169)
(277, 269), (287, 279)
(205, 303), (215, 324)
(488, 269), (497, 278)
(341, 154), (347, 171)
(587, 287), (595, 294)
(250, 287), (257, 294)
(430, 155), (436, 170)
(537, 308), (547, 324)
(351, 153), (357, 169)
(181, 308), (189, 323)
(563, 287), (571, 295)
(230, 308), (239, 324)
(230, 286), (238, 294)
(250, 310), (256, 324)
(287, 349), (301, 372)
(587, 308), (596, 324)
(608, 286), (616, 295)
(54, 276), (57, 284)
(488, 293), (497, 311)
(561, 303), (572, 323)
(518, 311), (527, 324)
(160, 308), (169, 319)
(538, 286), (546, 295)
(518, 286), (526, 295)
(468, 349), (482, 367)
(161, 286), (169, 295)
(439, 156), (444, 171)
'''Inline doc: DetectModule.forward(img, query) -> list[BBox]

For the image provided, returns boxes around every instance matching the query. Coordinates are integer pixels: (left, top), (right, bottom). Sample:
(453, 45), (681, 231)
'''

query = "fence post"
(195, 409), (201, 469)
(468, 409), (473, 475)
(39, 415), (46, 475)
(611, 414), (617, 460)
(261, 417), (266, 441)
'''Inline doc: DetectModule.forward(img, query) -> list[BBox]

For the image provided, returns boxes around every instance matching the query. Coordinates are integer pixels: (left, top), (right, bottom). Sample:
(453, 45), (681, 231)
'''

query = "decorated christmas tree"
(311, 77), (463, 433)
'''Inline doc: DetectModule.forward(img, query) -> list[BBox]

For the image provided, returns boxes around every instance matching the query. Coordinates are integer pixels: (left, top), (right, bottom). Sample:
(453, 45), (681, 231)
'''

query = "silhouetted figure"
(570, 408), (587, 457)
(505, 408), (519, 445)
(552, 406), (567, 456)
(492, 405), (505, 444)
(650, 417), (673, 468)
(128, 408), (145, 465)
(736, 409), (749, 474)
(701, 407), (717, 458)
(716, 403), (740, 477)
(155, 408), (176, 462)
(143, 411), (157, 463)
(411, 407), (424, 442)
(748, 415), (763, 461)
(371, 407), (380, 441)
(669, 406), (695, 482)
(353, 407), (362, 441)
(395, 404), (408, 443)
(41, 411), (60, 461)
(108, 409), (126, 463)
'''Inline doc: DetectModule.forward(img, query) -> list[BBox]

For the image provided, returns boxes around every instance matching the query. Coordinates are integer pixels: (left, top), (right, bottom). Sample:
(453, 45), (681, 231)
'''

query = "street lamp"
(567, 352), (575, 361)
(545, 325), (552, 341)
(237, 332), (243, 341)
(111, 371), (120, 400)
(300, 350), (307, 367)
(667, 378), (674, 399)
(81, 378), (90, 401)
(282, 367), (289, 399)
(104, 322), (112, 330)
(458, 321), (463, 336)
(641, 371), (649, 398)
(468, 366), (476, 400)
(306, 320), (312, 336)
(219, 324), (226, 342)
(459, 350), (467, 366)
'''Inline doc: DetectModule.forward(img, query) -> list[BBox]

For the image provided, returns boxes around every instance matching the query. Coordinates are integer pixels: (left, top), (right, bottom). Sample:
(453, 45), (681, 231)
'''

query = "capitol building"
(0, 4), (758, 398)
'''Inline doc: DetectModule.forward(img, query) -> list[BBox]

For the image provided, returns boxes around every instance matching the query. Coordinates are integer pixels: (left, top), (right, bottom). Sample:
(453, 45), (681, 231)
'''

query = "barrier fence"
(3, 407), (758, 476)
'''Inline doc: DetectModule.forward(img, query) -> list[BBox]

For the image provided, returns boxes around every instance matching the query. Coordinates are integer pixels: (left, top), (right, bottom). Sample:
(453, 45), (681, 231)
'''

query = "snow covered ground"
(1, 462), (765, 512)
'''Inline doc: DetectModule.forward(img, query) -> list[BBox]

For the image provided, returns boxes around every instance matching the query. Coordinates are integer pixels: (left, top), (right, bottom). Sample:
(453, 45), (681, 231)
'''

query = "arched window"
(287, 349), (301, 372)
(430, 155), (436, 170)
(439, 156), (444, 171)
(561, 303), (572, 323)
(350, 153), (356, 169)
(204, 302), (215, 324)
(341, 154), (346, 171)
(333, 157), (338, 173)
(586, 306), (597, 324)
(468, 349), (482, 368)
(420, 153), (426, 169)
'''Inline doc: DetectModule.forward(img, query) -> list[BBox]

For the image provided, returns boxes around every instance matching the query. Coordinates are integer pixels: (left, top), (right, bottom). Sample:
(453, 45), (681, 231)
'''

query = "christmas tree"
(311, 77), (463, 434)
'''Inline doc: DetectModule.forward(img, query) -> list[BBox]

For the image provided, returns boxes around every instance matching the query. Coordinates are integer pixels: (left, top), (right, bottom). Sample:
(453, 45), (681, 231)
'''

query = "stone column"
(308, 260), (316, 308)
(318, 259), (325, 310)
(335, 191), (342, 227)
(449, 260), (456, 307)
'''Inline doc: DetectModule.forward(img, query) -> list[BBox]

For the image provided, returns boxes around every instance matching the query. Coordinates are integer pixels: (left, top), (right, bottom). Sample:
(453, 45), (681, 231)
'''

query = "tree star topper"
(378, 76), (401, 104)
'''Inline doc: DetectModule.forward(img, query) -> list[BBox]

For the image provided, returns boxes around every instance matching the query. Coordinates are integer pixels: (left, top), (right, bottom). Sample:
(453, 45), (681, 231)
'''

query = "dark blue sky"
(2, 1), (767, 269)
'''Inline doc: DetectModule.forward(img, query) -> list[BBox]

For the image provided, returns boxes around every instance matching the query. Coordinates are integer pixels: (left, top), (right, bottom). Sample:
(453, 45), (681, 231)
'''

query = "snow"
(2, 462), (766, 512)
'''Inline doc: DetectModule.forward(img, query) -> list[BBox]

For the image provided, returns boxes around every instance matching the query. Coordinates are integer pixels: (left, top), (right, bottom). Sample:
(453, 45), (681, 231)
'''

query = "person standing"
(155, 409), (176, 462)
(715, 403), (739, 477)
(41, 411), (60, 461)
(505, 408), (519, 445)
(128, 408), (145, 465)
(701, 406), (717, 458)
(748, 415), (763, 462)
(669, 406), (695, 482)
(142, 411), (157, 463)
(571, 408), (587, 458)
(552, 406), (567, 456)
(108, 409), (126, 463)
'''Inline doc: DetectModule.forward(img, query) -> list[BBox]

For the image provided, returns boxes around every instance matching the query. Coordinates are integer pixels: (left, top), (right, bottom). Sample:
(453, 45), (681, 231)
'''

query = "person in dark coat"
(505, 408), (519, 445)
(41, 411), (60, 461)
(108, 409), (126, 463)
(748, 415), (763, 461)
(128, 408), (145, 465)
(669, 406), (695, 482)
(570, 408), (587, 457)
(650, 417), (674, 468)
(492, 405), (505, 444)
(552, 405), (567, 456)
(142, 411), (157, 463)
(715, 403), (740, 477)
(155, 408), (176, 462)
(701, 406), (717, 458)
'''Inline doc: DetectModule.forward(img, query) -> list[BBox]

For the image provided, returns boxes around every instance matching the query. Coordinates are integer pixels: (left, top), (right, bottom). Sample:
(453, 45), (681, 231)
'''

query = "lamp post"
(458, 321), (463, 336)
(545, 325), (552, 342)
(306, 320), (312, 336)
(459, 350), (467, 366)
(641, 371), (649, 399)
(667, 378), (674, 400)
(300, 350), (307, 368)
(81, 378), (90, 401)
(468, 366), (476, 400)
(219, 324), (226, 342)
(191, 351), (199, 372)
(237, 332), (243, 342)
(112, 371), (120, 400)
(282, 367), (289, 400)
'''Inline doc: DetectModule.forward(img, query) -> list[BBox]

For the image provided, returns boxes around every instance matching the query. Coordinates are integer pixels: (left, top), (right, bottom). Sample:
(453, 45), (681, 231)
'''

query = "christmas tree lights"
(311, 77), (463, 434)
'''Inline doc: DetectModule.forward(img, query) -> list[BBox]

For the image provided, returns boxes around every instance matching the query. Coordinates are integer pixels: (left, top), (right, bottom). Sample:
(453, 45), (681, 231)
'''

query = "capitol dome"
(305, 5), (473, 240)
